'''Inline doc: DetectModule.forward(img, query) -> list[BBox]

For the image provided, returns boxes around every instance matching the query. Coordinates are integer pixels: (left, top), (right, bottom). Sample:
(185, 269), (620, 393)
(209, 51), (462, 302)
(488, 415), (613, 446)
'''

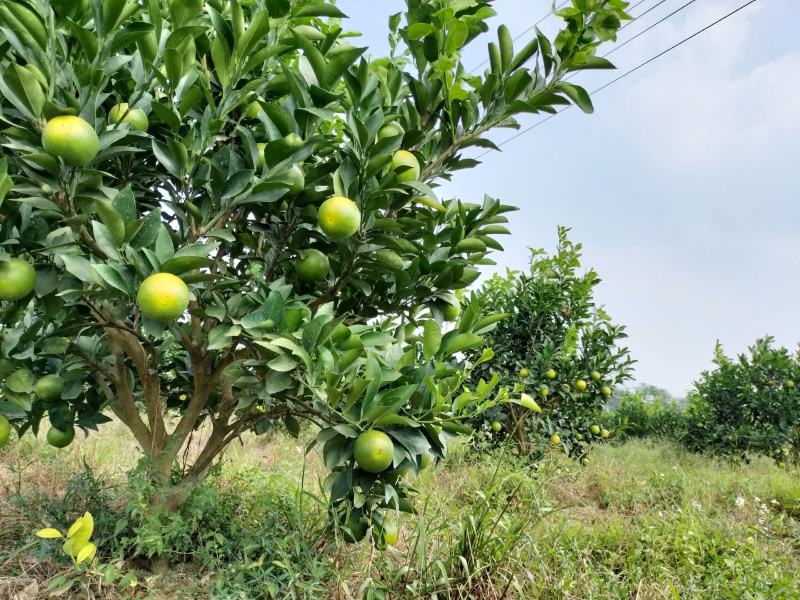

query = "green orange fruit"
(108, 103), (149, 132)
(42, 115), (99, 166)
(47, 425), (75, 448)
(786, 380), (796, 389)
(0, 258), (36, 301)
(318, 196), (360, 239)
(538, 386), (549, 397)
(284, 308), (308, 333)
(490, 421), (502, 432)
(601, 386), (612, 398)
(0, 415), (10, 447)
(391, 150), (420, 182)
(519, 367), (530, 379)
(439, 301), (460, 322)
(296, 249), (329, 282)
(342, 512), (368, 543)
(377, 122), (404, 141)
(354, 430), (394, 473)
(34, 375), (64, 402)
(550, 433), (561, 445)
(590, 425), (601, 435)
(381, 518), (399, 546)
(576, 379), (587, 392)
(601, 428), (610, 439)
(591, 370), (602, 382)
(546, 369), (557, 380)
(340, 334), (363, 351)
(331, 324), (352, 344)
(284, 164), (305, 196)
(136, 273), (190, 322)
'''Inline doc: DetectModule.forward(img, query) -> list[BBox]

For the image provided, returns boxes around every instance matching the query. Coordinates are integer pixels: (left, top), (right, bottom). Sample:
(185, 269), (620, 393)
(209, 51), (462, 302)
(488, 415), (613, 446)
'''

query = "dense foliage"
(469, 227), (634, 458)
(605, 385), (687, 442)
(684, 337), (800, 465)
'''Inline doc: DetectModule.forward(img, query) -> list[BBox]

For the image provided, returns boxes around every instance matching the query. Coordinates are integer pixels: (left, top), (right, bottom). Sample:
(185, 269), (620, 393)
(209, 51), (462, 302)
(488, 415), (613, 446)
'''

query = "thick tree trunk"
(139, 433), (231, 572)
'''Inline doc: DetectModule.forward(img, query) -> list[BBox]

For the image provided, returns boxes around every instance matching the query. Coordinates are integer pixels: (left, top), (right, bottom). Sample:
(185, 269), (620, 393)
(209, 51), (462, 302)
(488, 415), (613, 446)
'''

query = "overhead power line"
(618, 0), (672, 33)
(604, 0), (699, 59)
(475, 0), (759, 159)
(471, 0), (654, 73)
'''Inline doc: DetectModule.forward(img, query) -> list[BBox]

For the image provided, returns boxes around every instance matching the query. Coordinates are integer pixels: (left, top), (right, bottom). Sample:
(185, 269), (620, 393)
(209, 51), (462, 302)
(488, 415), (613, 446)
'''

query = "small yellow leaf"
(63, 536), (85, 557)
(66, 512), (94, 544)
(503, 393), (543, 413)
(36, 528), (64, 539)
(75, 542), (97, 565)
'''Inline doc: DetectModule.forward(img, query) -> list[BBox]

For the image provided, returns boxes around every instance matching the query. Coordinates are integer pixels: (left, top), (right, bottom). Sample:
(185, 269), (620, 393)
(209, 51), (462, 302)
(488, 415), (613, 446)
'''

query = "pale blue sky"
(339, 0), (800, 396)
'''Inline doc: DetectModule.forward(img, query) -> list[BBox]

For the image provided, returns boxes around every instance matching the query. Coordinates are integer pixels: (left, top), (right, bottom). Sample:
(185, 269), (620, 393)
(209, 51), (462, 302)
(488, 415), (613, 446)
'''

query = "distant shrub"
(605, 387), (687, 442)
(467, 227), (635, 459)
(683, 337), (800, 465)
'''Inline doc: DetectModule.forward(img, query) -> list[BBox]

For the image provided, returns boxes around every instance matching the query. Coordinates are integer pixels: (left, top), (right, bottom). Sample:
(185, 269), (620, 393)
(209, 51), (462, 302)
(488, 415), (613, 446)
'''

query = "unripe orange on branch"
(42, 116), (99, 166)
(318, 196), (360, 239)
(137, 273), (190, 322)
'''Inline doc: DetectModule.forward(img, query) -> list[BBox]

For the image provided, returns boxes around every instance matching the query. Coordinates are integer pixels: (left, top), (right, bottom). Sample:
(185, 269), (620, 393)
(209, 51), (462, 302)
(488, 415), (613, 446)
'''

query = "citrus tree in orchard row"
(684, 337), (800, 466)
(468, 227), (634, 459)
(0, 0), (629, 554)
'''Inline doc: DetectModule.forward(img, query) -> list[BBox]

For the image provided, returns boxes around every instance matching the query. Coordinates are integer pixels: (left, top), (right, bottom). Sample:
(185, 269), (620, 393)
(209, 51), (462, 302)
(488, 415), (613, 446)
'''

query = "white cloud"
(615, 1), (799, 169)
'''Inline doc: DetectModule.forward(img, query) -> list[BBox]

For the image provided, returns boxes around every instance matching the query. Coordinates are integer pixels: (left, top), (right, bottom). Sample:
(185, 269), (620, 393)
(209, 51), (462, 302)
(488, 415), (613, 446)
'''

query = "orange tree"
(684, 337), (800, 466)
(467, 227), (634, 458)
(0, 0), (628, 554)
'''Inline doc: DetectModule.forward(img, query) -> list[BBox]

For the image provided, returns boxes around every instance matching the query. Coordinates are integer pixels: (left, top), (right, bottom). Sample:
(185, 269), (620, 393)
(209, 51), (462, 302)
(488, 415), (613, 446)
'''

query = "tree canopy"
(0, 0), (630, 534)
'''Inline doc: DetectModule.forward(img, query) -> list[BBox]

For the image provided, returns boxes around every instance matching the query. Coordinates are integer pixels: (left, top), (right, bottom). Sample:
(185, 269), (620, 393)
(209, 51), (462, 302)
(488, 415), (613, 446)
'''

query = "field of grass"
(2, 425), (799, 599)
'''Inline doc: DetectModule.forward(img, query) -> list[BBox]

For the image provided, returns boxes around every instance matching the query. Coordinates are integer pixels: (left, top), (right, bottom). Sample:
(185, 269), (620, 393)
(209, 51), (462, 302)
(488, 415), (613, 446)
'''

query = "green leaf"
(6, 368), (33, 393)
(129, 210), (161, 248)
(445, 19), (468, 55)
(295, 3), (347, 18)
(61, 255), (99, 284)
(103, 0), (128, 32)
(233, 182), (289, 206)
(268, 353), (298, 372)
(154, 226), (174, 262)
(174, 242), (219, 258)
(441, 333), (484, 357)
(566, 54), (615, 71)
(222, 169), (254, 199)
(236, 10), (270, 59)
(556, 82), (593, 114)
(91, 222), (121, 261)
(207, 325), (235, 350)
(94, 199), (126, 246)
(161, 256), (213, 275)
(364, 384), (417, 422)
(422, 320), (441, 360)
(0, 65), (41, 119)
(92, 264), (130, 294)
(111, 186), (137, 222)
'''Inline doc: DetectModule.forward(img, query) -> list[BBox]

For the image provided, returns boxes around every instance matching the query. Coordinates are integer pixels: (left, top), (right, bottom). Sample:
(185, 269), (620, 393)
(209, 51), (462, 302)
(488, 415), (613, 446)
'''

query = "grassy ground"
(1, 425), (799, 599)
